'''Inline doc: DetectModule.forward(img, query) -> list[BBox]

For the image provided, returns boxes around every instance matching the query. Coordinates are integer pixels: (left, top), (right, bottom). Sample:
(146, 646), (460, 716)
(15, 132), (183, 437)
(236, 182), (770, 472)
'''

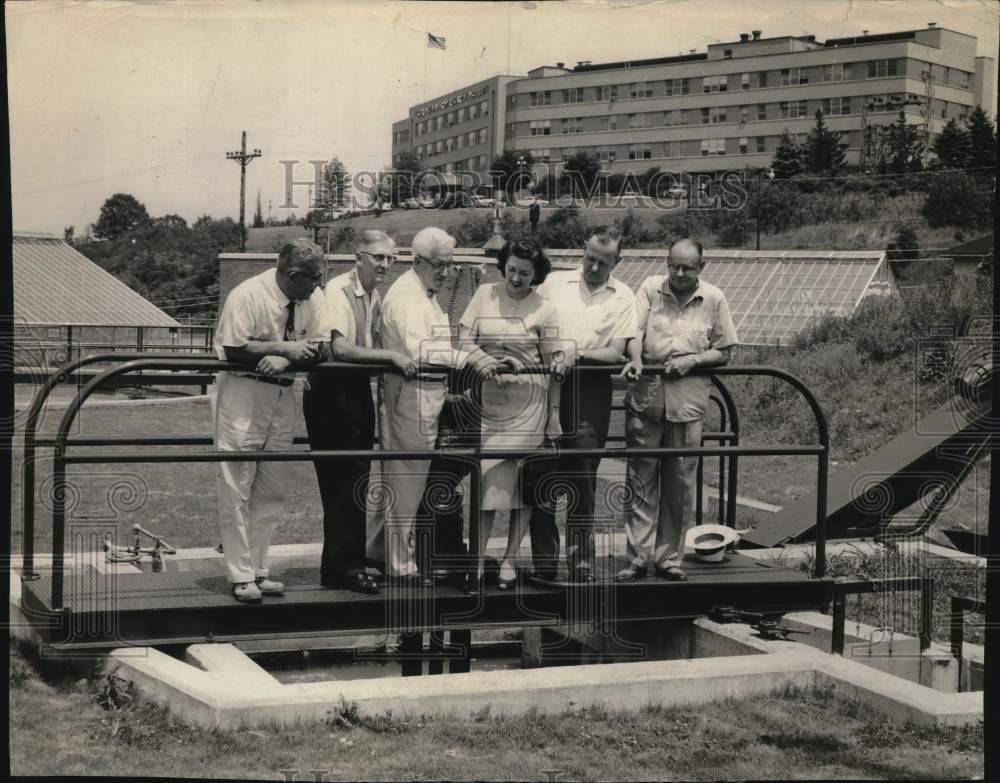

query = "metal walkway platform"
(20, 553), (833, 651)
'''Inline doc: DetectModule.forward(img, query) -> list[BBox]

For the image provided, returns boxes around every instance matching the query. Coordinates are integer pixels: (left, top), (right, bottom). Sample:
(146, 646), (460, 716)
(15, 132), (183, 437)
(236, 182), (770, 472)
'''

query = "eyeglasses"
(291, 270), (325, 287)
(416, 255), (453, 272)
(667, 264), (700, 274)
(359, 250), (397, 265)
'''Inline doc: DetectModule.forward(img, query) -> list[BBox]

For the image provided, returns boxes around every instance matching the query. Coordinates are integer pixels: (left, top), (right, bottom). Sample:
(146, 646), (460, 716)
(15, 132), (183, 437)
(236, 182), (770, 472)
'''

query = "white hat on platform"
(685, 524), (739, 563)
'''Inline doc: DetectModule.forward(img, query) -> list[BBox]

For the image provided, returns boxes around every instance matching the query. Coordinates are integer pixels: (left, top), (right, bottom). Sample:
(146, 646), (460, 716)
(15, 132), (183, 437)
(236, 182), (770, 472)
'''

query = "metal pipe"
(62, 445), (825, 464)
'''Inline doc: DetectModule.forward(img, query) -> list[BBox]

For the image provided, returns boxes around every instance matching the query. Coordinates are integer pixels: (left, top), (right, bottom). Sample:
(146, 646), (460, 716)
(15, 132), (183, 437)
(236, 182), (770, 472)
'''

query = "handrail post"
(919, 577), (934, 651)
(950, 596), (964, 691)
(831, 588), (846, 655)
(815, 449), (828, 578)
(50, 445), (67, 610)
(716, 398), (727, 525)
(708, 376), (740, 529)
(468, 459), (483, 595)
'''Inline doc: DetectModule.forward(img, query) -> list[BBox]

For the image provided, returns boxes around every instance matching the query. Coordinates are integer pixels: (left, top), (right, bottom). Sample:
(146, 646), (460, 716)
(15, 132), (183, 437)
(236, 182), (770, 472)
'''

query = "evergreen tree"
(804, 110), (847, 175)
(885, 110), (924, 174)
(252, 190), (265, 228)
(771, 129), (805, 179)
(931, 118), (972, 169)
(391, 150), (424, 203)
(320, 157), (352, 210)
(965, 105), (997, 169)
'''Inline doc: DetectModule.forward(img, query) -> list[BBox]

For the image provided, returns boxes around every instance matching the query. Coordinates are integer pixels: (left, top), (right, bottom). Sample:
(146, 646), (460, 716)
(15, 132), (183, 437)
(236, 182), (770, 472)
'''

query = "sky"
(7, 0), (999, 235)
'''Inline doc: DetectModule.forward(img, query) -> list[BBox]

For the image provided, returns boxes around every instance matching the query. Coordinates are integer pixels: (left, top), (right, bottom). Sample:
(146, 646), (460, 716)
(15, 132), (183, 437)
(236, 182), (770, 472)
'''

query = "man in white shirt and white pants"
(213, 239), (326, 603)
(367, 226), (497, 587)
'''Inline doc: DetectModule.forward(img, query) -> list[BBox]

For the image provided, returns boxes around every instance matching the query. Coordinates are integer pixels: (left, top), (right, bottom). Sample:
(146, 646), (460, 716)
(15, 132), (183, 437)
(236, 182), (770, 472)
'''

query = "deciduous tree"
(93, 193), (151, 240)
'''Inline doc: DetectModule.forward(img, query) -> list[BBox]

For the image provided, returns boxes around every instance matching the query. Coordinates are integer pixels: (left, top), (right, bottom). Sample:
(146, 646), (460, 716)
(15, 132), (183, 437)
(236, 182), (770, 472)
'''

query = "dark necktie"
(283, 301), (296, 341)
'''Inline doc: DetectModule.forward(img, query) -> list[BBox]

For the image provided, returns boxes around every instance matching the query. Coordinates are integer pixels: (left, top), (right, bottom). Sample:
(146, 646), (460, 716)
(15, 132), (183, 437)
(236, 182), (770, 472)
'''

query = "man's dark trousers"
(303, 370), (375, 585)
(415, 380), (482, 575)
(529, 369), (613, 578)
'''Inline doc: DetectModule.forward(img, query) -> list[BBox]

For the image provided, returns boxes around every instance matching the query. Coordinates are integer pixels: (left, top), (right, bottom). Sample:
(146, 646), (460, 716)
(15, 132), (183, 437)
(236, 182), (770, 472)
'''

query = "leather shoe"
(232, 581), (262, 603)
(385, 572), (433, 589)
(324, 569), (380, 594)
(570, 566), (596, 584)
(615, 563), (647, 583)
(654, 565), (688, 581)
(254, 577), (285, 596)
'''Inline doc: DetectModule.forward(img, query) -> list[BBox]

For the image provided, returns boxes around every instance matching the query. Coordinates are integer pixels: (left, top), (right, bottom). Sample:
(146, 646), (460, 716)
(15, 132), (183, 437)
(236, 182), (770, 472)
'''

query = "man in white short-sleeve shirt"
(213, 239), (326, 603)
(369, 226), (497, 586)
(617, 238), (738, 583)
(530, 229), (637, 581)
(303, 230), (416, 594)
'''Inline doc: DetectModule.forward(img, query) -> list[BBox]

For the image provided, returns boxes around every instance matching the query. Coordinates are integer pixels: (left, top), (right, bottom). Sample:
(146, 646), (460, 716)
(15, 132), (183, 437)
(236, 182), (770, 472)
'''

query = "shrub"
(326, 225), (357, 253)
(537, 207), (592, 248)
(922, 171), (994, 229)
(448, 213), (496, 247)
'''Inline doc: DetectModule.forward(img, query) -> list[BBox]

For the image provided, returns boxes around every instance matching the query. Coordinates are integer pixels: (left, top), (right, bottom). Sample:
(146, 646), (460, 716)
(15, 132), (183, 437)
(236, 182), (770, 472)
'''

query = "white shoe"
(233, 581), (262, 603)
(255, 577), (285, 596)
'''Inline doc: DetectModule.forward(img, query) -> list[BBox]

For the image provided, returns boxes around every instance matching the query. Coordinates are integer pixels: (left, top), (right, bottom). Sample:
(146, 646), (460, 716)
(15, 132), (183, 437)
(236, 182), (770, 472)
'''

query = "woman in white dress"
(459, 239), (563, 588)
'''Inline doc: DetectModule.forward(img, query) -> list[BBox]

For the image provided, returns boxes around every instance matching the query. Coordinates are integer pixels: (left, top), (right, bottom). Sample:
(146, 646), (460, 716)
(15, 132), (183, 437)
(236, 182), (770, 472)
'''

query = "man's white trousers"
(213, 373), (295, 584)
(366, 374), (446, 577)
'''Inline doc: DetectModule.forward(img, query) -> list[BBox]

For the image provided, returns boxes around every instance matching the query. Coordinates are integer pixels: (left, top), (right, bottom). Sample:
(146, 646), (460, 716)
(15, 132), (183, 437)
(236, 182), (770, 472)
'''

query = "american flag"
(427, 32), (446, 50)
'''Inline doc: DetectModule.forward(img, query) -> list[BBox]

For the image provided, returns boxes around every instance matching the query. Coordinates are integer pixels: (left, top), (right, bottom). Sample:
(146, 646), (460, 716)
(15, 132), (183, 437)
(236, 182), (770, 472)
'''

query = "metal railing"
(21, 355), (830, 612)
(950, 595), (985, 691)
(830, 576), (934, 655)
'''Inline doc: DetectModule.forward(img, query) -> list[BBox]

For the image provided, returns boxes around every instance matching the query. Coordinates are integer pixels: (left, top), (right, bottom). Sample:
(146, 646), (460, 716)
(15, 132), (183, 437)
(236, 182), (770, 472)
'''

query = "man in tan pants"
(617, 238), (738, 582)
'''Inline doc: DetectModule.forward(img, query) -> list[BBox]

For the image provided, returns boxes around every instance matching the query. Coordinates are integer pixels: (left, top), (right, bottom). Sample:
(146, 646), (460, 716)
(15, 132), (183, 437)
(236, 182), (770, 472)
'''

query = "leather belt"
(239, 373), (295, 387)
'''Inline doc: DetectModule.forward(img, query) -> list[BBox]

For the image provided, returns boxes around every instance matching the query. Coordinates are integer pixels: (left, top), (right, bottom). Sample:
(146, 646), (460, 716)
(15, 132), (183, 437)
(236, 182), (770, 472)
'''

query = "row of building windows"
(511, 58), (972, 109)
(520, 132), (851, 163)
(413, 128), (490, 159)
(414, 101), (491, 136)
(506, 93), (967, 137)
(427, 154), (490, 174)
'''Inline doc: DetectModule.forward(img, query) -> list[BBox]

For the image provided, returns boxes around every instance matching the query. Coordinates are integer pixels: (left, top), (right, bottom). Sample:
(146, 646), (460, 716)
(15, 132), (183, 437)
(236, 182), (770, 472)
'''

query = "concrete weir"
(102, 617), (983, 731)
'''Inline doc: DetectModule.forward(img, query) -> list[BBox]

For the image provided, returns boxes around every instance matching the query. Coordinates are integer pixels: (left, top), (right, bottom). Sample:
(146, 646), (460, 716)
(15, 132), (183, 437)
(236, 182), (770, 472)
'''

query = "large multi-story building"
(390, 24), (995, 179)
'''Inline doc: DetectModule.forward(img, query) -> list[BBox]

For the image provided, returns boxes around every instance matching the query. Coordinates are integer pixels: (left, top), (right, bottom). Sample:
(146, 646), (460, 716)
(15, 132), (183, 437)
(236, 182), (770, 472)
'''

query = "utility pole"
(226, 131), (262, 251)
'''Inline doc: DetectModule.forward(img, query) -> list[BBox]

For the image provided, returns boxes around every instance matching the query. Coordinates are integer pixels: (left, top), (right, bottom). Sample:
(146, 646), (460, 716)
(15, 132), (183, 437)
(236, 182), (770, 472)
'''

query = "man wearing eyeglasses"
(616, 238), (738, 583)
(367, 226), (499, 587)
(303, 230), (416, 593)
(214, 239), (327, 603)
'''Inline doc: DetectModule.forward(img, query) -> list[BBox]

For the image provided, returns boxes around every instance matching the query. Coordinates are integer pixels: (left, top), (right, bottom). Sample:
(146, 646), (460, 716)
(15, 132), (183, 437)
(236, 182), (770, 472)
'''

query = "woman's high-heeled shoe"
(497, 561), (519, 591)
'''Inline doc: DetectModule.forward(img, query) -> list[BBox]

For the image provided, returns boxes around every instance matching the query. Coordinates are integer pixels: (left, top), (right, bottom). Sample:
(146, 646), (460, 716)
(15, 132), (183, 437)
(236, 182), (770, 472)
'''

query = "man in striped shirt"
(304, 230), (416, 593)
